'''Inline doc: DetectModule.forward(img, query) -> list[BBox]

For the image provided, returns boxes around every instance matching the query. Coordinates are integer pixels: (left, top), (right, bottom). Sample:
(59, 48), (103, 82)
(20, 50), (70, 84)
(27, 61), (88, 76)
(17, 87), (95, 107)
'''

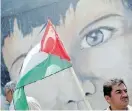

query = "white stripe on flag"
(20, 43), (48, 78)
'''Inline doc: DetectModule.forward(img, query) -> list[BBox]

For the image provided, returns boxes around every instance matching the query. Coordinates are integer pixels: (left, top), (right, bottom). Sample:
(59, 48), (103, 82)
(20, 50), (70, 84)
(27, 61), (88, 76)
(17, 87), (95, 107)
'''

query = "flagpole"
(70, 67), (92, 110)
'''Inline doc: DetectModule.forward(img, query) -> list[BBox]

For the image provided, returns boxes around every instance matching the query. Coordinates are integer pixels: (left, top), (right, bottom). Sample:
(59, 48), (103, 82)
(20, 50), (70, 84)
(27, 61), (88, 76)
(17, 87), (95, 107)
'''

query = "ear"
(104, 95), (111, 103)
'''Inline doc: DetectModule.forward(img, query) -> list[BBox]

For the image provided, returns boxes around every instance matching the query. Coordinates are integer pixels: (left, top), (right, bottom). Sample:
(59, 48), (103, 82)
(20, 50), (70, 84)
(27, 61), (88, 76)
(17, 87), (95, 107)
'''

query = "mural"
(1, 0), (132, 110)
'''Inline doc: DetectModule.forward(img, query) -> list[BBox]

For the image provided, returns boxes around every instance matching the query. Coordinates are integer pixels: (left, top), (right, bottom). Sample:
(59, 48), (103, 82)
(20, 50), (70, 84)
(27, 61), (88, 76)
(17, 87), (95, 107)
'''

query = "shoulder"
(128, 105), (132, 110)
(9, 101), (15, 110)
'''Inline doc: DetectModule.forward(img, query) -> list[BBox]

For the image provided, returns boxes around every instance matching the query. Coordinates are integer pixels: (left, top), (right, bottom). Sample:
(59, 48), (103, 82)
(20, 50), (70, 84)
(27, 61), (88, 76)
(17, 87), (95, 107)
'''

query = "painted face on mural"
(2, 0), (132, 109)
(56, 0), (132, 108)
(58, 0), (132, 81)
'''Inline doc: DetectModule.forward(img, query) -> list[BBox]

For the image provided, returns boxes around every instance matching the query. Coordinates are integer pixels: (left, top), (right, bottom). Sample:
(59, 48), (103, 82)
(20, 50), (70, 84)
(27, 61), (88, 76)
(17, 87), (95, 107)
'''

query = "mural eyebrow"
(79, 14), (121, 35)
(10, 46), (33, 74)
(10, 53), (27, 74)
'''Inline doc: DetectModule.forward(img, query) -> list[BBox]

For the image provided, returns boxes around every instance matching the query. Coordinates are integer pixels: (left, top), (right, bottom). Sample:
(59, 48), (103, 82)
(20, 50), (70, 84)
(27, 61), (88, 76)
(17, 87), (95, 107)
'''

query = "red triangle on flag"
(41, 19), (70, 61)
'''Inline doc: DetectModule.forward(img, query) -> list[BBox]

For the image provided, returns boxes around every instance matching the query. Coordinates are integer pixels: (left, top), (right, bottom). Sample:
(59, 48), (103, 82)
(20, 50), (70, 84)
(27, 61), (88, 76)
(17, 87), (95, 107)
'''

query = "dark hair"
(103, 78), (126, 97)
(122, 0), (132, 11)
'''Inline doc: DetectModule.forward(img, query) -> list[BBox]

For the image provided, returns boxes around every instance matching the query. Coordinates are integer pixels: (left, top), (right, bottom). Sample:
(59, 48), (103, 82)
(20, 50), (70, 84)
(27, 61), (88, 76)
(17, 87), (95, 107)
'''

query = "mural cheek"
(72, 35), (131, 80)
(86, 38), (131, 80)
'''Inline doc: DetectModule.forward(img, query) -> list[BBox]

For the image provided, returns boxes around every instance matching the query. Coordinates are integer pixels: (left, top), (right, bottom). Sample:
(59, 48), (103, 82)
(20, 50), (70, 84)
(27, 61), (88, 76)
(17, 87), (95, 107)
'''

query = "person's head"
(103, 78), (129, 110)
(4, 81), (16, 103)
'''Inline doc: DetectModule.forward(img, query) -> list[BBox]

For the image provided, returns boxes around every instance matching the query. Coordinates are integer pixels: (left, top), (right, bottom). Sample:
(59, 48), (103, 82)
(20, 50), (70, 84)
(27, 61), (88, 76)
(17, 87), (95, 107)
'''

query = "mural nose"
(67, 100), (76, 104)
(85, 92), (91, 96)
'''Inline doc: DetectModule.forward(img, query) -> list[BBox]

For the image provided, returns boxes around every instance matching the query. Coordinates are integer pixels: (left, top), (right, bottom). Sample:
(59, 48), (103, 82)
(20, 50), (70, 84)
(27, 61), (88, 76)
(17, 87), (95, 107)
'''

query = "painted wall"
(1, 0), (132, 110)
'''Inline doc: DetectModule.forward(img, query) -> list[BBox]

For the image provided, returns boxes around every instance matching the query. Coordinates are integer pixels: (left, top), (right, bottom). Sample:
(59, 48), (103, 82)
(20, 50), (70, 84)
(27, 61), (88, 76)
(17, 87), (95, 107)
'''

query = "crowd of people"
(3, 78), (132, 110)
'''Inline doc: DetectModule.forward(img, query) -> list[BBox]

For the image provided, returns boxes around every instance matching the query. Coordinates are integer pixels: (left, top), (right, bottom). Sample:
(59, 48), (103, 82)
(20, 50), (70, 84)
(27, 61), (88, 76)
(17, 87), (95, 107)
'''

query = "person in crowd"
(103, 78), (132, 110)
(4, 81), (41, 110)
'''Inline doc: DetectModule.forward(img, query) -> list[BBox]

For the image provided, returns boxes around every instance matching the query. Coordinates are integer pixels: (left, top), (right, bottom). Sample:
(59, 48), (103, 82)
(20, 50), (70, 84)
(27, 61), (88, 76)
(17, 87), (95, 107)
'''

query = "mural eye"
(81, 27), (115, 48)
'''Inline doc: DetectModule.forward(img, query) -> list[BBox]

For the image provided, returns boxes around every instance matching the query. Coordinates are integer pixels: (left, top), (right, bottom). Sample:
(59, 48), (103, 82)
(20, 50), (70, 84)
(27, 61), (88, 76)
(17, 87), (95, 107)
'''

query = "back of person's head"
(4, 81), (17, 92)
(27, 96), (41, 110)
(103, 78), (126, 97)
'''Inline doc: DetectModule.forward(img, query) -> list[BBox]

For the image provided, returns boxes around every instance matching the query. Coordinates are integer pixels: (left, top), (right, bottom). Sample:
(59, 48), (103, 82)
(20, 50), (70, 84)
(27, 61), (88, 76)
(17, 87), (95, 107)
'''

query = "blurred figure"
(26, 96), (41, 110)
(0, 93), (10, 110)
(4, 81), (41, 110)
(103, 78), (132, 110)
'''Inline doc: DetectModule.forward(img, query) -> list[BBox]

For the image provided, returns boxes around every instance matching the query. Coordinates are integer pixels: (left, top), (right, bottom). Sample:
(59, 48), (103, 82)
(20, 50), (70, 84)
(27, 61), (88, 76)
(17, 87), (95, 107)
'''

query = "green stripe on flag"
(16, 54), (72, 89)
(14, 54), (72, 110)
(13, 87), (29, 110)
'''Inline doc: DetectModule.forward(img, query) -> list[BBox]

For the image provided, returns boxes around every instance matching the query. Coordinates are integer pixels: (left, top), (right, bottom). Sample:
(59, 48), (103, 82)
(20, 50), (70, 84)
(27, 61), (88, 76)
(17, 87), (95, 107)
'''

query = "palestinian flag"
(13, 20), (72, 110)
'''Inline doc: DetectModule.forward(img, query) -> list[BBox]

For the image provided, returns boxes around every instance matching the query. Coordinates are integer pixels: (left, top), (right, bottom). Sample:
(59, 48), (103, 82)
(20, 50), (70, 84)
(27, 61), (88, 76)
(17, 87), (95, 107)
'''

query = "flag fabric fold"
(13, 19), (72, 110)
(13, 87), (29, 110)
